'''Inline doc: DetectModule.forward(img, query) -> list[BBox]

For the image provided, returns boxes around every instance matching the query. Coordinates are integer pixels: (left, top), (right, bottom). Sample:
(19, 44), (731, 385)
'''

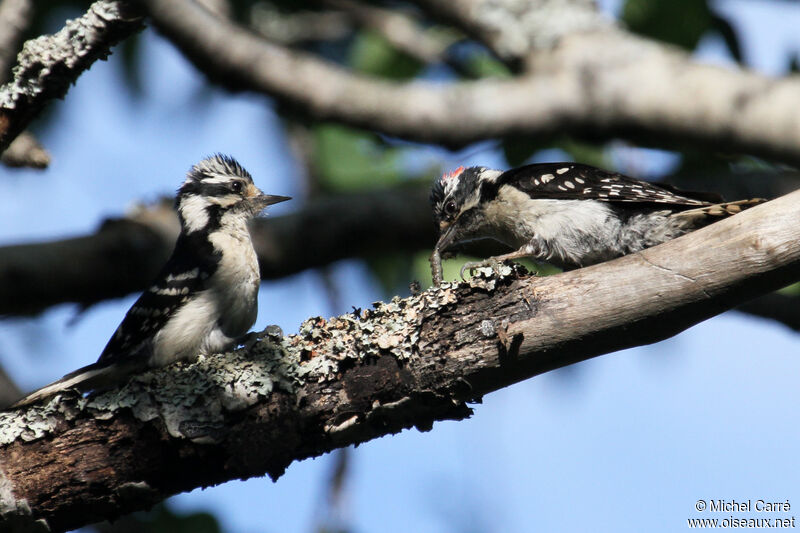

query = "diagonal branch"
(0, 0), (34, 81)
(0, 0), (145, 152)
(407, 0), (612, 61)
(1, 190), (799, 532)
(0, 0), (52, 169)
(142, 0), (800, 163)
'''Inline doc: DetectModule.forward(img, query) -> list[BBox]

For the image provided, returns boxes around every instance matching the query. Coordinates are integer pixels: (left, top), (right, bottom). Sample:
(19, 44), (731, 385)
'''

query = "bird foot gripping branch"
(428, 162), (765, 282)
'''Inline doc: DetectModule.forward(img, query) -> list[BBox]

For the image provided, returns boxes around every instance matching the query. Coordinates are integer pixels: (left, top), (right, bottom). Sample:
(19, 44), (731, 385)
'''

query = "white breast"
(207, 227), (260, 337)
(149, 222), (260, 367)
(483, 186), (623, 267)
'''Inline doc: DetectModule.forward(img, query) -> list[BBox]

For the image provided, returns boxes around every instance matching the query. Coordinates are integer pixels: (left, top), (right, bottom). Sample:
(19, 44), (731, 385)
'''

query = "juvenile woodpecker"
(12, 154), (290, 408)
(429, 163), (764, 283)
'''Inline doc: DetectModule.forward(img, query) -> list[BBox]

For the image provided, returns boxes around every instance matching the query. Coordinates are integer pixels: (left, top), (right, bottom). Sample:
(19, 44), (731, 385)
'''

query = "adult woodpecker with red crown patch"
(429, 162), (764, 283)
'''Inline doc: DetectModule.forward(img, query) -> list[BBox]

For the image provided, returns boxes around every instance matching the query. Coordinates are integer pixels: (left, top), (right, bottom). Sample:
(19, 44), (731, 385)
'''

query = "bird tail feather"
(673, 198), (766, 221)
(10, 361), (125, 409)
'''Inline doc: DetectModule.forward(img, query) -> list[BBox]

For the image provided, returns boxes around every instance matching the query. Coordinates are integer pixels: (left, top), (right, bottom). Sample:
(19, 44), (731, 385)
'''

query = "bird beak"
(245, 183), (291, 206)
(262, 194), (292, 206)
(246, 185), (291, 213)
(434, 222), (459, 253)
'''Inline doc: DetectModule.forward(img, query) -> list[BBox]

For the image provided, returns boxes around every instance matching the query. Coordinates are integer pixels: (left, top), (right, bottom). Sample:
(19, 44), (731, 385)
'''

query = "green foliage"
(312, 124), (405, 192)
(556, 137), (609, 169)
(622, 0), (741, 60)
(623, 0), (713, 50)
(410, 251), (560, 288)
(349, 30), (423, 79)
(502, 136), (608, 169)
(502, 135), (541, 168)
(367, 253), (416, 295)
(463, 52), (512, 78)
(779, 283), (800, 296)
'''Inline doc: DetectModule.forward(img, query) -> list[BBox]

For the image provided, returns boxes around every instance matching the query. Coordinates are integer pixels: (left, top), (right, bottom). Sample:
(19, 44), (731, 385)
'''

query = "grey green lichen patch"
(289, 265), (521, 384)
(0, 1), (142, 108)
(0, 336), (294, 445)
(90, 336), (297, 441)
(466, 264), (515, 291)
(0, 266), (520, 448)
(290, 282), (462, 383)
(0, 398), (81, 445)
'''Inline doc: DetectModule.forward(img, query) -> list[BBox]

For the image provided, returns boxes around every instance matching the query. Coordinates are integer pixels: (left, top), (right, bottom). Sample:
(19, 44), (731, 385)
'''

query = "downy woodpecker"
(429, 163), (764, 283)
(12, 154), (290, 407)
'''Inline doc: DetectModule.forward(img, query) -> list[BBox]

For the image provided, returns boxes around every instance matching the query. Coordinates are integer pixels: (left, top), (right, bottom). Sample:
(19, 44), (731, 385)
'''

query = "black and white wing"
(496, 163), (722, 207)
(98, 232), (219, 363)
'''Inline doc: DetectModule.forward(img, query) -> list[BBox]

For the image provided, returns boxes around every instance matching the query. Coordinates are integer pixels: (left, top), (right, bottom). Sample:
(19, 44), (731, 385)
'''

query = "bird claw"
(236, 331), (260, 351)
(459, 258), (504, 281)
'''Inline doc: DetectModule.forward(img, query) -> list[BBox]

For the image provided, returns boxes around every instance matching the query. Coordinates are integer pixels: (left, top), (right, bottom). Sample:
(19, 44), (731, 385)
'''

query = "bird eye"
(444, 200), (457, 216)
(231, 181), (243, 193)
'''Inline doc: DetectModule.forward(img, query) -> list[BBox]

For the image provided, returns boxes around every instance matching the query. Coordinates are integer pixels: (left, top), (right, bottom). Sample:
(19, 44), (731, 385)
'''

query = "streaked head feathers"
(177, 154), (290, 233)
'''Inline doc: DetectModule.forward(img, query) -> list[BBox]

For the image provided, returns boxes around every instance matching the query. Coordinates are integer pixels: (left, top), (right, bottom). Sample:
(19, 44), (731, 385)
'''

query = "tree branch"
(407, 0), (611, 61)
(0, 0), (144, 152)
(0, 0), (33, 81)
(250, 4), (353, 45)
(0, 186), (433, 317)
(140, 0), (800, 163)
(1, 190), (799, 532)
(325, 0), (457, 66)
(0, 0), (52, 169)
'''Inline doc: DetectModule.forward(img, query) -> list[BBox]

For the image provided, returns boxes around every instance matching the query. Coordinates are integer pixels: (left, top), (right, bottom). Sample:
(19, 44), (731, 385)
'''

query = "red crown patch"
(442, 166), (465, 181)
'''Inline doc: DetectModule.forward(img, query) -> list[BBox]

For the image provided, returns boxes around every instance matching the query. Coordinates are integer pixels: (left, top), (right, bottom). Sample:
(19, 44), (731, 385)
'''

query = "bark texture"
(0, 0), (144, 151)
(1, 190), (799, 532)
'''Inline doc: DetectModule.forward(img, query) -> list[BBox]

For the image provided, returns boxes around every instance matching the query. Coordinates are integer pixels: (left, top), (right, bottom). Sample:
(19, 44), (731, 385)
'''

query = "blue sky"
(1, 2), (799, 532)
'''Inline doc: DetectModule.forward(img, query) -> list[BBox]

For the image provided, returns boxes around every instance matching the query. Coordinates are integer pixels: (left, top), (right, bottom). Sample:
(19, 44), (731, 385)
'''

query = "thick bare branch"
(0, 0), (144, 152)
(408, 0), (611, 61)
(1, 190), (798, 532)
(250, 4), (353, 45)
(0, 0), (33, 80)
(326, 0), (456, 65)
(0, 187), (433, 317)
(142, 0), (800, 163)
(0, 0), (52, 169)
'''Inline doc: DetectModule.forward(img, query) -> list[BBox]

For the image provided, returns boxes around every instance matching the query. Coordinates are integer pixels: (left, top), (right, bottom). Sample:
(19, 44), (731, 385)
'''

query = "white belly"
(149, 227), (260, 367)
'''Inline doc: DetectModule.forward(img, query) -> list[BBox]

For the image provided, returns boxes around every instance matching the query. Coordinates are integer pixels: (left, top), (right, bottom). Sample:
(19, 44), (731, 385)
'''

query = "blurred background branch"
(0, 185), (433, 317)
